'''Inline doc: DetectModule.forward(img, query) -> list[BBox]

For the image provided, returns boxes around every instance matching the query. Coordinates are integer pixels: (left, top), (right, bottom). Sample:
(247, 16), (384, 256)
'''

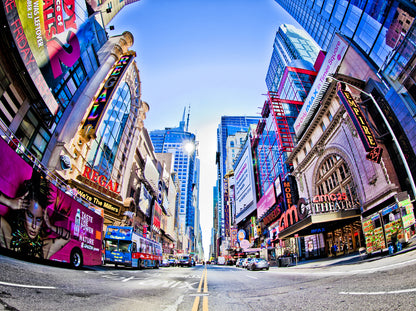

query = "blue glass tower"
(266, 24), (321, 92)
(150, 115), (198, 239)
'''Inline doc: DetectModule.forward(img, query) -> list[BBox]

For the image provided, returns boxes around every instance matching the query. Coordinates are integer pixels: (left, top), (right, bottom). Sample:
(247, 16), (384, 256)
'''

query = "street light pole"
(328, 76), (416, 199)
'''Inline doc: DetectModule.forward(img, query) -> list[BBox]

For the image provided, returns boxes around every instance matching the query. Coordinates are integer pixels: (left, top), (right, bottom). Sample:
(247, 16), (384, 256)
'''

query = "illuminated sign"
(338, 89), (377, 150)
(263, 206), (282, 227)
(79, 166), (120, 197)
(313, 192), (347, 203)
(257, 183), (276, 219)
(153, 202), (162, 229)
(82, 54), (133, 139)
(294, 35), (348, 136)
(282, 175), (298, 212)
(277, 198), (309, 233)
(337, 88), (383, 163)
(76, 188), (120, 214)
(224, 176), (230, 237)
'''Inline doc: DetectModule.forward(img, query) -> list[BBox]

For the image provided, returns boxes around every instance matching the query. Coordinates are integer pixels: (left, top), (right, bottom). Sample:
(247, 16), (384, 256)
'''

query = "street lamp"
(327, 75), (416, 199)
(184, 141), (195, 154)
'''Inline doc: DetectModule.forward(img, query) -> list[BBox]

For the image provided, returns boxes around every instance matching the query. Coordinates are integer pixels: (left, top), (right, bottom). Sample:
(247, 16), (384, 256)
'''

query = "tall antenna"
(186, 105), (190, 132)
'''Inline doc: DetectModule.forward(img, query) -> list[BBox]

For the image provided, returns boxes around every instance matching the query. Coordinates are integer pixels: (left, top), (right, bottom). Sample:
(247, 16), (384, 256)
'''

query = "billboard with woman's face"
(0, 138), (104, 266)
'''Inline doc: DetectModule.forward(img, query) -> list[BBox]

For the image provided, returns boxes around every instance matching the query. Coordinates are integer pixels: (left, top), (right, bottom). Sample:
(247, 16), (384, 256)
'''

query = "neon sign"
(313, 192), (347, 203)
(81, 166), (120, 195)
(337, 87), (383, 163)
(82, 54), (133, 139)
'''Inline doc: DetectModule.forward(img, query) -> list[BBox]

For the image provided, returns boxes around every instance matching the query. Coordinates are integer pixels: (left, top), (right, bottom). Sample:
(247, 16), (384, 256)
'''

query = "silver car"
(247, 258), (270, 271)
(242, 258), (254, 269)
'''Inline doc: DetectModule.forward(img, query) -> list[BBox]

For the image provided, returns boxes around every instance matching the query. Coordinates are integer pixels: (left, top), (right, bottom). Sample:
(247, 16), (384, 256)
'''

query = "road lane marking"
(245, 275), (258, 279)
(203, 268), (208, 311)
(192, 267), (208, 311)
(0, 281), (56, 289)
(340, 288), (416, 295)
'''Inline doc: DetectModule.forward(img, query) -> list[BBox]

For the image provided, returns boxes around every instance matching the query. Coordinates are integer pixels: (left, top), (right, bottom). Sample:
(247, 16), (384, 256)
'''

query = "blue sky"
(112, 0), (301, 257)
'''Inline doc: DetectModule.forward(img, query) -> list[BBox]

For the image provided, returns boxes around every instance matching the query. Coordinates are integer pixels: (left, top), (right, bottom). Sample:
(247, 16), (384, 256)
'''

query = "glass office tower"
(150, 117), (198, 239)
(266, 24), (320, 92)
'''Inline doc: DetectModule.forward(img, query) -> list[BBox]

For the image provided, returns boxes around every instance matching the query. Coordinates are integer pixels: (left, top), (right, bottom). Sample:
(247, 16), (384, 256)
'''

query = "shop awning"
(243, 248), (261, 253)
(278, 209), (361, 239)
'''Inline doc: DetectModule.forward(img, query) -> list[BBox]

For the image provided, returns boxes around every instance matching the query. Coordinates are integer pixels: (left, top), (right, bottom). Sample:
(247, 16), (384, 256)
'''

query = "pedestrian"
(391, 231), (398, 253)
(332, 244), (337, 257)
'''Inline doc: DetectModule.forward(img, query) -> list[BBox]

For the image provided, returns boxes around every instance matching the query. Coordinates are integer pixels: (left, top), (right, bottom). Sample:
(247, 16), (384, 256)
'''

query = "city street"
(1, 250), (416, 311)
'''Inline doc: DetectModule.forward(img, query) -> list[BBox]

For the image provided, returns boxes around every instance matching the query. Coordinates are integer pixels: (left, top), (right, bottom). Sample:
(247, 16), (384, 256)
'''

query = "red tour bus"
(0, 137), (104, 268)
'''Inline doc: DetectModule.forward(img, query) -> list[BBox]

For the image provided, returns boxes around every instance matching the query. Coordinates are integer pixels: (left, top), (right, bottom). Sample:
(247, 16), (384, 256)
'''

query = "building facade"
(216, 116), (261, 247)
(275, 0), (416, 200)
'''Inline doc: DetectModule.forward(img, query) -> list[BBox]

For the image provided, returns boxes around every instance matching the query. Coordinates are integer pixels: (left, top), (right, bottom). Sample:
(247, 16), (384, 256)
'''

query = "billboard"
(294, 34), (348, 137)
(0, 138), (103, 266)
(234, 145), (257, 223)
(257, 183), (276, 220)
(3, 0), (102, 114)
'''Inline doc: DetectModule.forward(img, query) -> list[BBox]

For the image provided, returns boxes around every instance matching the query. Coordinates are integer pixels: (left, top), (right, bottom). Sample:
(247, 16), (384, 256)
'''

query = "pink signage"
(257, 183), (276, 219)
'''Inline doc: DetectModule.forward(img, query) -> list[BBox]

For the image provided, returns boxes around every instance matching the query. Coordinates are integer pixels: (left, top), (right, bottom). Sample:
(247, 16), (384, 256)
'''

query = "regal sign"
(78, 166), (121, 199)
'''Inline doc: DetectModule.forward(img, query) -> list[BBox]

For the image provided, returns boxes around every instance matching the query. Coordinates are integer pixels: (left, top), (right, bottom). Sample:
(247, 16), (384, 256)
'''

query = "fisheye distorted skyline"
(112, 0), (302, 255)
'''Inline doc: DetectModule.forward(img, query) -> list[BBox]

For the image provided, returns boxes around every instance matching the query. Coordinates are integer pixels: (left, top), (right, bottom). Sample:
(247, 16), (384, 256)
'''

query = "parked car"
(168, 258), (177, 266)
(160, 259), (170, 267)
(236, 258), (244, 267)
(247, 258), (270, 271)
(242, 258), (254, 269)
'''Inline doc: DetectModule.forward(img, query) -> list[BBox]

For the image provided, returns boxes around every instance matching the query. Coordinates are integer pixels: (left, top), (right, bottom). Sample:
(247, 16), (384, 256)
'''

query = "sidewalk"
(283, 236), (416, 269)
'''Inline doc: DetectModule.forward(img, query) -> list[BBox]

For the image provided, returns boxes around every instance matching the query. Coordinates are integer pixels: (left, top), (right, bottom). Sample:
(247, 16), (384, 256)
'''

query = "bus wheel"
(70, 249), (83, 269)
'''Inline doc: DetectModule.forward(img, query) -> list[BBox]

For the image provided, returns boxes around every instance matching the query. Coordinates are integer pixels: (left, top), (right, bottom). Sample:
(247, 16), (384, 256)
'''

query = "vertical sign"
(82, 54), (133, 139)
(337, 87), (383, 163)
(223, 176), (230, 237)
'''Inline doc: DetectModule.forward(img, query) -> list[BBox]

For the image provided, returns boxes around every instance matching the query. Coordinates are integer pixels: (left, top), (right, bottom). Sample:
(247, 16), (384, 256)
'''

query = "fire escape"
(266, 91), (295, 177)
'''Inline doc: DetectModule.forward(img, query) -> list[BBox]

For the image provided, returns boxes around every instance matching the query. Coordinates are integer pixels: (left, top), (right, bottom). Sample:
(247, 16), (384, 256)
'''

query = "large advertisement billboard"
(0, 138), (104, 266)
(234, 145), (257, 223)
(294, 34), (348, 137)
(3, 0), (101, 114)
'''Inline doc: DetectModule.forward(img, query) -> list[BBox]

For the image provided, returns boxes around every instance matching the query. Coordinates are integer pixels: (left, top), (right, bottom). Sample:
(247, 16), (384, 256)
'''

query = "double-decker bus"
(103, 226), (162, 268)
(0, 134), (104, 269)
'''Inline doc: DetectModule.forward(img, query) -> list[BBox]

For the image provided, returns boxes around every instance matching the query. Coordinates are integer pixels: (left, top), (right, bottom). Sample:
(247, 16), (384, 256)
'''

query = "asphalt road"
(1, 251), (416, 311)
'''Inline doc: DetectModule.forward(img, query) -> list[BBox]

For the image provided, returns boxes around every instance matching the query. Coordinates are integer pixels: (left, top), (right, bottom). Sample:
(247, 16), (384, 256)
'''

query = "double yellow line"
(192, 267), (208, 311)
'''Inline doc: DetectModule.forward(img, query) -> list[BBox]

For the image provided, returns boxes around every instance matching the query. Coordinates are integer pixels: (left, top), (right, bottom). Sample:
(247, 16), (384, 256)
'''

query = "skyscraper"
(150, 112), (199, 249)
(275, 0), (416, 162)
(266, 24), (321, 92)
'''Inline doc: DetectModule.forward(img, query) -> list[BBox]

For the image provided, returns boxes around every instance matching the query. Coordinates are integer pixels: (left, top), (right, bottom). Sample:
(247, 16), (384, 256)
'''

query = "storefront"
(362, 198), (416, 254)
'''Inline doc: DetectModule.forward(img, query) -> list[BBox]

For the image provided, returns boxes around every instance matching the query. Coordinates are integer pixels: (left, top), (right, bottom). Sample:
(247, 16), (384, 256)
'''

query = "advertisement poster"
(0, 138), (103, 265)
(3, 0), (100, 112)
(234, 146), (256, 223)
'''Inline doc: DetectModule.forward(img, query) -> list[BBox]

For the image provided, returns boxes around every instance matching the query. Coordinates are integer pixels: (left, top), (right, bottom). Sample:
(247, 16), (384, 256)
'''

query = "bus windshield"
(119, 241), (131, 253)
(105, 240), (131, 253)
